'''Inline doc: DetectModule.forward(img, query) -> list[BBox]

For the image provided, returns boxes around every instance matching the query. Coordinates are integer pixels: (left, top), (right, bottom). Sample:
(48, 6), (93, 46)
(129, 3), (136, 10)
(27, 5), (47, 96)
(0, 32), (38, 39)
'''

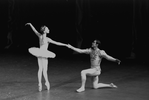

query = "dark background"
(0, 1), (148, 100)
(1, 0), (149, 61)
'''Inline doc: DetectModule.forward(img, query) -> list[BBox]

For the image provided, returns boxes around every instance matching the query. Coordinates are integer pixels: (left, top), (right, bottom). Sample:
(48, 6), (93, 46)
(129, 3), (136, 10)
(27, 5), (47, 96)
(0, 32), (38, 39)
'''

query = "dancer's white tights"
(37, 57), (50, 91)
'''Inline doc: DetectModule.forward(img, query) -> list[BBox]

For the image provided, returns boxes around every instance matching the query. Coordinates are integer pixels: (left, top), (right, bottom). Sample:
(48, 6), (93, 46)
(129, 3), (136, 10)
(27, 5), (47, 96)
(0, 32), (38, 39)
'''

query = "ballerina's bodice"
(39, 36), (49, 50)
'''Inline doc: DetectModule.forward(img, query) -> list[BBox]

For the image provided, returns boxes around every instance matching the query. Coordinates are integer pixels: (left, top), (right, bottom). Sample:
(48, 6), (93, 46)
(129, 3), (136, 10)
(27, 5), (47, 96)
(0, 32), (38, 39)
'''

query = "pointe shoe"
(38, 84), (42, 91)
(76, 87), (85, 93)
(45, 82), (50, 90)
(111, 83), (117, 88)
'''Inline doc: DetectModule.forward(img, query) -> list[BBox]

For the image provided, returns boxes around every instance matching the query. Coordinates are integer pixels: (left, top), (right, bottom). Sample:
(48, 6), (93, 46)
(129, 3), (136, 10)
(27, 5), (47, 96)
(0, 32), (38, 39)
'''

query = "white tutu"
(28, 47), (56, 58)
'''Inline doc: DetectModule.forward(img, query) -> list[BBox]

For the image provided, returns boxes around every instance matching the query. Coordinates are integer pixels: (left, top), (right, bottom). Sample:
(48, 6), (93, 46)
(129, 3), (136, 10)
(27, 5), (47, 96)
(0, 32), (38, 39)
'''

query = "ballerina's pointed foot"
(45, 82), (50, 91)
(38, 83), (42, 92)
(111, 83), (117, 88)
(76, 87), (85, 93)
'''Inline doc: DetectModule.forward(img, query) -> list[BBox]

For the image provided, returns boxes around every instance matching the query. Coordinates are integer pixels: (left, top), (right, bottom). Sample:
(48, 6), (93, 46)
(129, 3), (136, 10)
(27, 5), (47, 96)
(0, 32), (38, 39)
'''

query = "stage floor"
(0, 53), (149, 100)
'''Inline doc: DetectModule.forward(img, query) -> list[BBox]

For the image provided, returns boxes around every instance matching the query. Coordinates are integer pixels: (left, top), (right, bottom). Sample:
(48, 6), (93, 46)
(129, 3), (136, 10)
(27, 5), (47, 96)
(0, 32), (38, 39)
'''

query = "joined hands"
(67, 44), (73, 49)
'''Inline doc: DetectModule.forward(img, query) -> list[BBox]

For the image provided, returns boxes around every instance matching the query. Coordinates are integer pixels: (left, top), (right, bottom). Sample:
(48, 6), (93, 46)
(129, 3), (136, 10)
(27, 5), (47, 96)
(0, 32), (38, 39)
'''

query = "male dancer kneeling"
(67, 40), (121, 92)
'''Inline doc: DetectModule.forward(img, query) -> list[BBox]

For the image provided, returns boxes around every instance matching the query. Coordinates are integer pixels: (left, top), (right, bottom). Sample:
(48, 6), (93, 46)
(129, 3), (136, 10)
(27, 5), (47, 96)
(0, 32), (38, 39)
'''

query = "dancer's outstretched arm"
(47, 38), (67, 47)
(25, 23), (41, 37)
(101, 50), (121, 64)
(67, 44), (90, 54)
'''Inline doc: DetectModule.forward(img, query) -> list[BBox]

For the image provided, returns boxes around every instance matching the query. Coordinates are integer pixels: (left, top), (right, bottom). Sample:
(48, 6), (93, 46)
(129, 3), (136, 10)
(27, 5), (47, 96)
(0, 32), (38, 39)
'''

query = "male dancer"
(67, 40), (121, 92)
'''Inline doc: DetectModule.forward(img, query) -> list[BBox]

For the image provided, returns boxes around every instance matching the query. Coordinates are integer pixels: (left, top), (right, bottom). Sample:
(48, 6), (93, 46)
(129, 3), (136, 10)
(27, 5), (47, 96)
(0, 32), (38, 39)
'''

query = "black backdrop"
(1, 0), (149, 60)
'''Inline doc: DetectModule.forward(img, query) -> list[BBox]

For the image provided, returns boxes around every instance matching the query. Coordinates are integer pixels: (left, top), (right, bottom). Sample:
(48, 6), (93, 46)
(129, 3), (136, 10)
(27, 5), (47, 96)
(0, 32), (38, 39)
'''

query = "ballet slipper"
(45, 82), (50, 90)
(76, 87), (85, 93)
(110, 83), (117, 88)
(38, 83), (42, 91)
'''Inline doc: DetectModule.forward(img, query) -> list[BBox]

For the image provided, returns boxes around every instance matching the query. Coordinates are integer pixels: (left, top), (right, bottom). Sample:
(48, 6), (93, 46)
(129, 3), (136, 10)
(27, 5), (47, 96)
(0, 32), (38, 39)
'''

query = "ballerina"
(67, 40), (121, 92)
(26, 23), (68, 91)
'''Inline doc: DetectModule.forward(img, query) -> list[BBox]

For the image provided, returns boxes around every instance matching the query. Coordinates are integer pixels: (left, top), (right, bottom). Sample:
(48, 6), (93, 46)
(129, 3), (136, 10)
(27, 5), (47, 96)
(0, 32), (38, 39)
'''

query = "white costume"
(29, 36), (56, 58)
(29, 47), (56, 58)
